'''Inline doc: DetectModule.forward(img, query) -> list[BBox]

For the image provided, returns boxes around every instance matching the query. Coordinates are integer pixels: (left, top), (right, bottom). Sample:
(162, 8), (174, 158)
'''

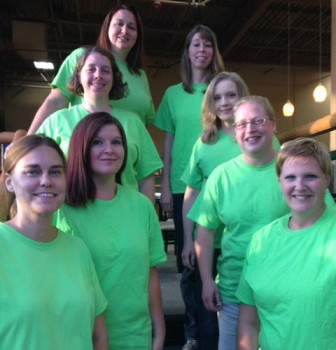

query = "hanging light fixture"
(283, 1), (294, 117)
(313, 0), (327, 102)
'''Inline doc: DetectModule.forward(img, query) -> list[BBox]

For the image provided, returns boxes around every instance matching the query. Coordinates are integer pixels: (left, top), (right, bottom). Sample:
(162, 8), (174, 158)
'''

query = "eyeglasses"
(233, 117), (272, 130)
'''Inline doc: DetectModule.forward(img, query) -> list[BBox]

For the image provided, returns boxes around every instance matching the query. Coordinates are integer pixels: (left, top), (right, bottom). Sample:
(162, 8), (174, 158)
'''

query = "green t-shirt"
(0, 223), (107, 350)
(154, 82), (206, 194)
(181, 131), (241, 248)
(36, 104), (162, 190)
(237, 206), (336, 350)
(54, 185), (167, 350)
(188, 155), (290, 303)
(52, 47), (155, 125)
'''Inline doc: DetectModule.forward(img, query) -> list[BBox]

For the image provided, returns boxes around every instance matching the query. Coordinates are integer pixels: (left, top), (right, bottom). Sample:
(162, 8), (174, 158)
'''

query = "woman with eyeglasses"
(237, 137), (336, 350)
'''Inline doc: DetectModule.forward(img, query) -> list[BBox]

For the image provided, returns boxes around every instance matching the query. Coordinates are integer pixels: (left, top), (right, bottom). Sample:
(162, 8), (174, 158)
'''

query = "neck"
(192, 68), (208, 84)
(220, 120), (234, 134)
(94, 175), (118, 201)
(289, 204), (326, 230)
(112, 49), (127, 62)
(7, 212), (57, 242)
(83, 99), (113, 114)
(243, 150), (277, 166)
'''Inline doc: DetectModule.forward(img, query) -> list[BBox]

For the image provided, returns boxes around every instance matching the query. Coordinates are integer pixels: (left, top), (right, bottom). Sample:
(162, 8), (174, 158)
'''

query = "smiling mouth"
(35, 193), (56, 197)
(292, 195), (312, 200)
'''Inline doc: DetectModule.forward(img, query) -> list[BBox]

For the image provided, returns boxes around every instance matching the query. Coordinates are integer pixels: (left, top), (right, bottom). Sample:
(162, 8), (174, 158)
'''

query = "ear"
(5, 174), (14, 193)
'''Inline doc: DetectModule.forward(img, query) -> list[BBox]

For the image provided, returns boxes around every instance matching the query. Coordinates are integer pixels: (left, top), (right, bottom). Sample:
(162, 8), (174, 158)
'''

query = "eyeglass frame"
(233, 117), (273, 130)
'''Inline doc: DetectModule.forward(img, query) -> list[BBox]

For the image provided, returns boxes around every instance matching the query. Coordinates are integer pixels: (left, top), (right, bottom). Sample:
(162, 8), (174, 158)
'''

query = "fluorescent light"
(34, 61), (54, 70)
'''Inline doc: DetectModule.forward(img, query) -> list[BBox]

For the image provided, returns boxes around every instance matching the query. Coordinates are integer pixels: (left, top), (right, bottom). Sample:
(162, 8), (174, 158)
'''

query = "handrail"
(278, 113), (336, 143)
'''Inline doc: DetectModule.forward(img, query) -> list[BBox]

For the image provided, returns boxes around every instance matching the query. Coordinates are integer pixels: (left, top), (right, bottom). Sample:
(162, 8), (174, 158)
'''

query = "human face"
(279, 156), (330, 221)
(5, 146), (65, 216)
(79, 52), (113, 98)
(108, 9), (138, 58)
(213, 79), (239, 122)
(90, 124), (125, 178)
(188, 32), (213, 71)
(234, 101), (276, 163)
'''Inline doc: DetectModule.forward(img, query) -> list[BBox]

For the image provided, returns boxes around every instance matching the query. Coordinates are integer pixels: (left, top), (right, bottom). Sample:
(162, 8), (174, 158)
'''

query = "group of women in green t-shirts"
(2, 3), (336, 350)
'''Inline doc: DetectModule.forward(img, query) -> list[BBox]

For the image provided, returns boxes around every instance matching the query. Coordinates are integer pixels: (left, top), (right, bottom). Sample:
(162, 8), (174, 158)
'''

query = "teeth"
(36, 193), (54, 197)
(293, 195), (310, 200)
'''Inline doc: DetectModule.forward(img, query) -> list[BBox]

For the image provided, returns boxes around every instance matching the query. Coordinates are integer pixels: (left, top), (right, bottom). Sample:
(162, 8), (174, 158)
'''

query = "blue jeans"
(195, 249), (220, 350)
(218, 302), (239, 350)
(173, 194), (198, 341)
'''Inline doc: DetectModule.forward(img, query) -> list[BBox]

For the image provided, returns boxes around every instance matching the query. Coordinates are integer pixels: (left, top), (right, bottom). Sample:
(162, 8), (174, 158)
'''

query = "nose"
(121, 24), (128, 34)
(94, 69), (102, 79)
(294, 177), (305, 190)
(103, 143), (113, 154)
(245, 120), (256, 132)
(40, 173), (52, 187)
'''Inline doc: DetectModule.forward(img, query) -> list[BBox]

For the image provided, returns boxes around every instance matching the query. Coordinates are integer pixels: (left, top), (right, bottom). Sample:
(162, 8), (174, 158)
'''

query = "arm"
(237, 304), (260, 350)
(28, 88), (68, 134)
(92, 314), (109, 350)
(160, 132), (174, 214)
(195, 226), (221, 312)
(149, 267), (165, 350)
(139, 174), (155, 204)
(182, 186), (200, 269)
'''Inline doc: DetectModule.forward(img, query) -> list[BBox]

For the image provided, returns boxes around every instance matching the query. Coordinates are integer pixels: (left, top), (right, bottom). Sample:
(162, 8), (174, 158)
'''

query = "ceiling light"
(34, 61), (54, 70)
(282, 1), (294, 117)
(313, 0), (327, 102)
(283, 100), (295, 117)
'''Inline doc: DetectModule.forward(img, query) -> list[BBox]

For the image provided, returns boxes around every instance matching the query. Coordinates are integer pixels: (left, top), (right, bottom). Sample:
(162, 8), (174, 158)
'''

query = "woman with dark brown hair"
(28, 4), (154, 132)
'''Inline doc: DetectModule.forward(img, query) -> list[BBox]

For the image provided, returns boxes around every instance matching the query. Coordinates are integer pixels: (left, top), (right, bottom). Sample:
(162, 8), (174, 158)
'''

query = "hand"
(202, 279), (222, 312)
(152, 334), (164, 350)
(181, 240), (196, 269)
(160, 187), (173, 214)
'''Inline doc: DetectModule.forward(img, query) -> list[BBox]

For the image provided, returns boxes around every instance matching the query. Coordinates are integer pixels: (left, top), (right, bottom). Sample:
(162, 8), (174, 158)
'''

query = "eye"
(253, 118), (266, 125)
(128, 24), (137, 31)
(213, 95), (221, 101)
(50, 169), (64, 177)
(92, 138), (103, 146)
(234, 121), (246, 129)
(24, 169), (41, 176)
(284, 175), (295, 181)
(227, 92), (237, 98)
(112, 139), (122, 146)
(205, 42), (213, 48)
(306, 174), (318, 180)
(102, 68), (112, 74)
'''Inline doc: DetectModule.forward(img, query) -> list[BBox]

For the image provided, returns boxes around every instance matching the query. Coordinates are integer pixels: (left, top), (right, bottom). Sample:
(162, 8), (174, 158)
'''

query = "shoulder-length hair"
(97, 4), (144, 75)
(67, 46), (128, 100)
(201, 72), (249, 144)
(181, 25), (224, 93)
(4, 134), (66, 219)
(65, 112), (128, 207)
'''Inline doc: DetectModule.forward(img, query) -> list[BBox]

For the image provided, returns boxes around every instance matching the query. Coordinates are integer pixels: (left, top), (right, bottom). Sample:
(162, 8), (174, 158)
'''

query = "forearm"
(139, 175), (155, 204)
(92, 315), (109, 350)
(195, 227), (215, 283)
(28, 89), (68, 134)
(237, 304), (260, 350)
(149, 267), (165, 350)
(182, 187), (200, 245)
